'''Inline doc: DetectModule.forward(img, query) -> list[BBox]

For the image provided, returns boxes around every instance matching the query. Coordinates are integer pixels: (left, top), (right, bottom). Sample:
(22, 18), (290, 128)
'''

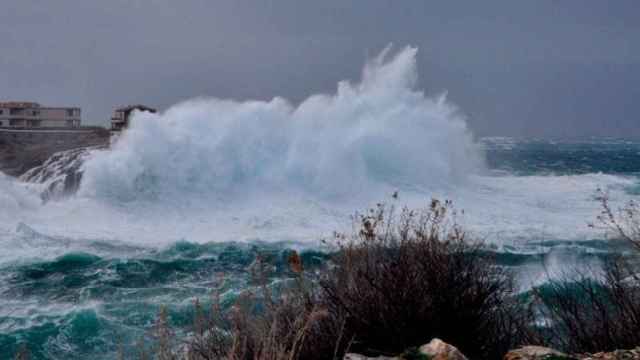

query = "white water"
(0, 46), (637, 256)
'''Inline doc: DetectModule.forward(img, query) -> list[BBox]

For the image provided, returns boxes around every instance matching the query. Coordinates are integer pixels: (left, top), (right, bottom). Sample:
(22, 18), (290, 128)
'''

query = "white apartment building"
(0, 102), (81, 128)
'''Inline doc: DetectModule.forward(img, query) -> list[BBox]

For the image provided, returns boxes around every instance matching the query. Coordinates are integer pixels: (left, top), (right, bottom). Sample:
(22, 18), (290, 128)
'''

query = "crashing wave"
(0, 46), (637, 245)
(20, 146), (102, 202)
(78, 46), (484, 202)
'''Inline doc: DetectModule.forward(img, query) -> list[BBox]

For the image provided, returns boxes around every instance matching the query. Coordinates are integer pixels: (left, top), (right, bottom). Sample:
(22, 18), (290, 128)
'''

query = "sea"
(1, 47), (639, 358)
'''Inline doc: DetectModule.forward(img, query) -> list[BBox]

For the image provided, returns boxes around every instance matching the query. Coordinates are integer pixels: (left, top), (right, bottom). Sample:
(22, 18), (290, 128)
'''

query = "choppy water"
(1, 47), (639, 358)
(0, 238), (328, 359)
(484, 137), (640, 176)
(2, 138), (638, 359)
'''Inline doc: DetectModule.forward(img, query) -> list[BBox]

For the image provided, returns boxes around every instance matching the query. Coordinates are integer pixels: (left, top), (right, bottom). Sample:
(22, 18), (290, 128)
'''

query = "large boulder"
(419, 339), (468, 360)
(504, 346), (576, 360)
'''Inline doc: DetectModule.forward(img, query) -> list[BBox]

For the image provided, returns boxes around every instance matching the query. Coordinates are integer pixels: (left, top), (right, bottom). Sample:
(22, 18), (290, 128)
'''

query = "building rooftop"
(0, 102), (41, 108)
(115, 104), (157, 113)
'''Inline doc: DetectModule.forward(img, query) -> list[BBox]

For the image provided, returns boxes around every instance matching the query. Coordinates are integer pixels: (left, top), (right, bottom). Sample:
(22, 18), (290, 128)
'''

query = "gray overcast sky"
(1, 0), (639, 138)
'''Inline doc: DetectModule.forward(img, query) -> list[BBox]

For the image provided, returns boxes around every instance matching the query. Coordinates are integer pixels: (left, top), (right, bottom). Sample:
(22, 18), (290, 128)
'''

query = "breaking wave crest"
(0, 46), (638, 245)
(79, 46), (483, 202)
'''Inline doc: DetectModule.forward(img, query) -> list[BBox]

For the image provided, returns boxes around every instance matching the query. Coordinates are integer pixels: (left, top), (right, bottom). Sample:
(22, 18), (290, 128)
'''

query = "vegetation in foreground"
(125, 200), (535, 360)
(535, 191), (640, 354)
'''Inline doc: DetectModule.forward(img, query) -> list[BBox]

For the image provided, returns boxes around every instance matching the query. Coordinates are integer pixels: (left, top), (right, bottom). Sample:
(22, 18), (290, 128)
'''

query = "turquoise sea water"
(1, 137), (640, 359)
(484, 137), (640, 176)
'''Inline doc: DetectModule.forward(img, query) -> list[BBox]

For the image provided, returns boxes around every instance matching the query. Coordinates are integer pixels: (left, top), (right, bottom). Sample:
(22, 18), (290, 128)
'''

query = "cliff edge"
(0, 128), (109, 177)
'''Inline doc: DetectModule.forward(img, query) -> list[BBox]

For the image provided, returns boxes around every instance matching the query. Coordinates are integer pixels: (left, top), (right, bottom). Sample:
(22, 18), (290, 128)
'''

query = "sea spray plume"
(20, 147), (96, 202)
(0, 173), (40, 224)
(79, 45), (483, 202)
(286, 46), (481, 193)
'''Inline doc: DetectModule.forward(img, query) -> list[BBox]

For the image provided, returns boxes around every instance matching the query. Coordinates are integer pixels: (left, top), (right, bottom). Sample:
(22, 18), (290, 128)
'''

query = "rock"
(345, 343), (640, 360)
(581, 347), (640, 359)
(419, 338), (469, 360)
(505, 346), (640, 360)
(0, 128), (108, 177)
(504, 346), (576, 360)
(20, 146), (92, 201)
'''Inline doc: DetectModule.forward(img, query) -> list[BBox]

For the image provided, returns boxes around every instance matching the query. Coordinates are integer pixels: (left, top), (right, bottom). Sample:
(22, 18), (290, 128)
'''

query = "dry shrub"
(221, 255), (332, 360)
(536, 260), (640, 353)
(155, 199), (536, 359)
(174, 254), (336, 360)
(537, 190), (640, 353)
(593, 189), (640, 251)
(319, 200), (536, 359)
(154, 306), (179, 360)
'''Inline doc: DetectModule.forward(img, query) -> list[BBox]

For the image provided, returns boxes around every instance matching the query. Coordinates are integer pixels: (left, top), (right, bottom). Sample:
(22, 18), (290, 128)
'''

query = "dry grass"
(152, 253), (336, 360)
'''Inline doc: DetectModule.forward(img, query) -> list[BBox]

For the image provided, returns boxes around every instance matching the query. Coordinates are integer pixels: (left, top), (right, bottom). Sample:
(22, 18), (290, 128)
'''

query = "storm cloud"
(1, 0), (639, 138)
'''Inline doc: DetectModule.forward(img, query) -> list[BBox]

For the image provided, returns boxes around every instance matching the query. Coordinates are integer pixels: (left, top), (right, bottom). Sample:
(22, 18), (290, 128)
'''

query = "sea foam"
(79, 46), (482, 203)
(0, 46), (637, 247)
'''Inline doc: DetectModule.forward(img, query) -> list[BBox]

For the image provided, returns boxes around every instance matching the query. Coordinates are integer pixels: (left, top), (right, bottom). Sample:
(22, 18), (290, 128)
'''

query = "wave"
(1, 46), (639, 248)
(3, 45), (640, 360)
(78, 46), (482, 203)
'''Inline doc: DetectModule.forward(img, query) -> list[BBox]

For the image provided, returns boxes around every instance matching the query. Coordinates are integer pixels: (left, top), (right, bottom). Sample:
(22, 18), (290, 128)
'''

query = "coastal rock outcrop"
(504, 346), (640, 360)
(504, 346), (576, 360)
(581, 348), (640, 359)
(0, 128), (108, 177)
(345, 341), (640, 360)
(19, 146), (93, 201)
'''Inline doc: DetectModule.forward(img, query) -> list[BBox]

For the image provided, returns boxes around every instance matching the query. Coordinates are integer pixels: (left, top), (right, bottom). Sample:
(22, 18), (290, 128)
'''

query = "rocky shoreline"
(0, 127), (108, 177)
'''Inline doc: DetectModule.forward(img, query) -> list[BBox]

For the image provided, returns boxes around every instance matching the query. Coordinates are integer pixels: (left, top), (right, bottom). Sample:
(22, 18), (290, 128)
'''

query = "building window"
(0, 121), (3, 126)
(67, 109), (75, 116)
(0, 109), (3, 115)
(10, 108), (21, 115)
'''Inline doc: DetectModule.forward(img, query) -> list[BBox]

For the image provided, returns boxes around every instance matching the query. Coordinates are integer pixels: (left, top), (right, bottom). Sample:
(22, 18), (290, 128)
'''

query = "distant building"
(110, 105), (157, 132)
(0, 102), (81, 128)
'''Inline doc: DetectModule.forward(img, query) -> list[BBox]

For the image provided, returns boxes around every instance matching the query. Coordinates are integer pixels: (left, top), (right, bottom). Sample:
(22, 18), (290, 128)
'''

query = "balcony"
(5, 109), (40, 117)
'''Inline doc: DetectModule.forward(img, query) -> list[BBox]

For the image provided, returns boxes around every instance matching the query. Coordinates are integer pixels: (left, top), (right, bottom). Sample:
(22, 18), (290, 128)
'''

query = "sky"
(1, 0), (639, 138)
